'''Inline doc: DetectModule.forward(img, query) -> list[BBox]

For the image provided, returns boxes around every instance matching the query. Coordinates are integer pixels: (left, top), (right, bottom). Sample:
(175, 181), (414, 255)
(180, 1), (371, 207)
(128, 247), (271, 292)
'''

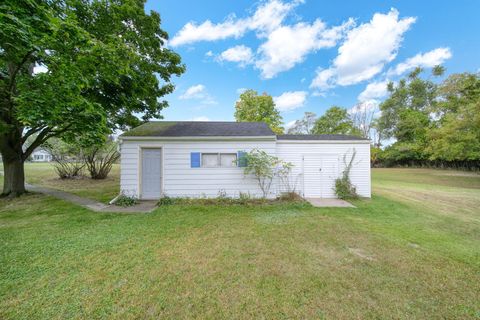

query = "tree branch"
(21, 126), (46, 143)
(22, 123), (73, 160)
(22, 127), (51, 160)
(8, 50), (36, 93)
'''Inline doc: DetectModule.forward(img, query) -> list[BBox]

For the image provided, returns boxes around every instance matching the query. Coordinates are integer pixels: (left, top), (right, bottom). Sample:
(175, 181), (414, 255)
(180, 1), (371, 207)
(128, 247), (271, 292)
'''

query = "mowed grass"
(21, 162), (119, 203)
(0, 168), (479, 319)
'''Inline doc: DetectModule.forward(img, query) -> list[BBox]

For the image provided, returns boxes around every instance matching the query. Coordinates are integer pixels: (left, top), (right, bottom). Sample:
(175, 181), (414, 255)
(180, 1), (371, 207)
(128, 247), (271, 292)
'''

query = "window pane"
(220, 153), (237, 167)
(202, 154), (218, 167)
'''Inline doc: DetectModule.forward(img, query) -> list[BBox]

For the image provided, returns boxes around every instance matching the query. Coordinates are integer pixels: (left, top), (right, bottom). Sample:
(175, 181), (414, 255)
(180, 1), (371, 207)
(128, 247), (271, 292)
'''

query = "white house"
(30, 148), (53, 162)
(119, 121), (371, 200)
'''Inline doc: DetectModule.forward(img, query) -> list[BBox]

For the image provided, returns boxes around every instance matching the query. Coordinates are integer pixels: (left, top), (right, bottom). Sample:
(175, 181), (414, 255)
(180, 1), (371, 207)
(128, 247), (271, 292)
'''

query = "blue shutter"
(191, 152), (200, 168)
(237, 151), (247, 167)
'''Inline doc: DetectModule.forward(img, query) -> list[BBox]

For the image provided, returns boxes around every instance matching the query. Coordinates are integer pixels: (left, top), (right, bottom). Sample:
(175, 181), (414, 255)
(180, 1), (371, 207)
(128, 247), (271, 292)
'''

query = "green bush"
(114, 194), (138, 207)
(334, 177), (358, 200)
(158, 196), (175, 206)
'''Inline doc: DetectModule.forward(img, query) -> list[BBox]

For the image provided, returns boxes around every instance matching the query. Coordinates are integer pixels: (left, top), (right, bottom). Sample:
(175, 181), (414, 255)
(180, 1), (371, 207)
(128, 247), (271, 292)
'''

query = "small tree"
(312, 106), (361, 136)
(83, 139), (120, 179)
(234, 90), (284, 134)
(334, 149), (358, 199)
(240, 149), (279, 198)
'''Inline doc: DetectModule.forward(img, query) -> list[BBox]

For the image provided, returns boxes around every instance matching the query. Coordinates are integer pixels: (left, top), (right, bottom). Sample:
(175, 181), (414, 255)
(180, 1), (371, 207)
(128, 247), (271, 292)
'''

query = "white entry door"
(141, 148), (162, 199)
(303, 154), (339, 198)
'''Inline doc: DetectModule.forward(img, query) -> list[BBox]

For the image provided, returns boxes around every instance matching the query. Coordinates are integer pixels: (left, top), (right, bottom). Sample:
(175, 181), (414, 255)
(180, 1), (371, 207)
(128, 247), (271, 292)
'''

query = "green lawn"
(22, 162), (120, 203)
(0, 167), (479, 319)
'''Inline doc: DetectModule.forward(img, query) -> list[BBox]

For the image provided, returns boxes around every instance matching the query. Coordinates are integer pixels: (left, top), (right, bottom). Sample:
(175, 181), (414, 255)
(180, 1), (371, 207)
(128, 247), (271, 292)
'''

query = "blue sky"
(145, 0), (480, 128)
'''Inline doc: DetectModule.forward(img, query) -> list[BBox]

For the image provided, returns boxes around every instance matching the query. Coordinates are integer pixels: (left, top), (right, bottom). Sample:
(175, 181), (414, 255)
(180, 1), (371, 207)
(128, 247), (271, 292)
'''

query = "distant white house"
(118, 121), (371, 200)
(30, 148), (52, 162)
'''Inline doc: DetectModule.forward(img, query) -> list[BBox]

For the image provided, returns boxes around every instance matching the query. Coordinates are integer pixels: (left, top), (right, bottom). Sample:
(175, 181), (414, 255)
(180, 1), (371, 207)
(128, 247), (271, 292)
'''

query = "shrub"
(239, 149), (293, 198)
(334, 149), (359, 199)
(83, 140), (120, 180)
(278, 191), (303, 201)
(114, 193), (138, 207)
(44, 138), (85, 179)
(158, 196), (175, 206)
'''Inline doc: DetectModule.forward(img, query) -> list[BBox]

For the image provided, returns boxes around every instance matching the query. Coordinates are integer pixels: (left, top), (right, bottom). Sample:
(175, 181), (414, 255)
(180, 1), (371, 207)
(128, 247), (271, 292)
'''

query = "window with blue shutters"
(190, 152), (200, 168)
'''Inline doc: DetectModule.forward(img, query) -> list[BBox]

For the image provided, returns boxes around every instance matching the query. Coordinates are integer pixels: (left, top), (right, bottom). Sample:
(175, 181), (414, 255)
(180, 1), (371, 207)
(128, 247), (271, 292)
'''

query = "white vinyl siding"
(276, 141), (371, 198)
(120, 138), (371, 200)
(120, 139), (276, 199)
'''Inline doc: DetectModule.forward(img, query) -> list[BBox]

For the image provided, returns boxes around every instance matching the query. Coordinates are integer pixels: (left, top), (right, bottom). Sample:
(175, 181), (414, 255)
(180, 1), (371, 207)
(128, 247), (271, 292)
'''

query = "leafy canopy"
(312, 106), (361, 136)
(0, 0), (185, 151)
(234, 90), (284, 134)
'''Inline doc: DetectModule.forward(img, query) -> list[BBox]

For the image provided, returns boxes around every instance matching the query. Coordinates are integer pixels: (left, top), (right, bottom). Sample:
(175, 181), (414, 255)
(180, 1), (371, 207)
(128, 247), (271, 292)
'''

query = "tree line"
(235, 69), (480, 170)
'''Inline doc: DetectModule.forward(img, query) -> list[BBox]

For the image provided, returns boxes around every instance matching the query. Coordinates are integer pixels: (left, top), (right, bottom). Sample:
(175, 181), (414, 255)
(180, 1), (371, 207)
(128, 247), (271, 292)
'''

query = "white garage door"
(303, 154), (339, 198)
(141, 148), (162, 199)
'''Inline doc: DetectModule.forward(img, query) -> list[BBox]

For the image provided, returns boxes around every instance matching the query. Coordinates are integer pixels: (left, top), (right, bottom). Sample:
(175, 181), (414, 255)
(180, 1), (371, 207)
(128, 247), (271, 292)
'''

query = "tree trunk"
(0, 133), (27, 197)
(2, 157), (26, 196)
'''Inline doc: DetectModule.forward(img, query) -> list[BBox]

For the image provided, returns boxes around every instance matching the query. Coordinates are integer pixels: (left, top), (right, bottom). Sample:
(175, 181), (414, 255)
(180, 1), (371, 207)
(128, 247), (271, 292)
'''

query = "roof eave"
(276, 139), (371, 144)
(119, 135), (277, 141)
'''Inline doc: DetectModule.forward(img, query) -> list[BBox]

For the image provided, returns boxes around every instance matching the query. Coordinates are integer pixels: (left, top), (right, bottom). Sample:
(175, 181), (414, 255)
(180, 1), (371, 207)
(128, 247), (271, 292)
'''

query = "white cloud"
(311, 9), (416, 90)
(179, 84), (206, 99)
(256, 19), (353, 79)
(191, 116), (210, 121)
(205, 50), (214, 57)
(171, 0), (352, 78)
(218, 45), (253, 66)
(273, 91), (307, 111)
(236, 88), (248, 94)
(170, 0), (299, 47)
(170, 17), (247, 47)
(358, 80), (389, 102)
(179, 84), (217, 105)
(389, 47), (452, 76)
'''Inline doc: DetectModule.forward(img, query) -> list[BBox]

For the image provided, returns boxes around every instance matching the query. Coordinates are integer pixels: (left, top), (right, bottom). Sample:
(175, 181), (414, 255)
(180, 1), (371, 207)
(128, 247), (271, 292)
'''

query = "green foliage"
(234, 90), (284, 134)
(114, 193), (138, 207)
(426, 73), (480, 161)
(334, 150), (358, 199)
(156, 193), (305, 206)
(312, 106), (361, 136)
(158, 196), (175, 206)
(376, 68), (480, 168)
(241, 149), (282, 198)
(0, 0), (185, 195)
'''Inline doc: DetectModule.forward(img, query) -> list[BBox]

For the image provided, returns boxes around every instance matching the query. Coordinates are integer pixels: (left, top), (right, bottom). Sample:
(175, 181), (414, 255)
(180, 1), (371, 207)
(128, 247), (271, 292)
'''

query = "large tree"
(0, 0), (184, 196)
(312, 106), (360, 136)
(426, 72), (480, 162)
(234, 89), (284, 134)
(377, 67), (441, 163)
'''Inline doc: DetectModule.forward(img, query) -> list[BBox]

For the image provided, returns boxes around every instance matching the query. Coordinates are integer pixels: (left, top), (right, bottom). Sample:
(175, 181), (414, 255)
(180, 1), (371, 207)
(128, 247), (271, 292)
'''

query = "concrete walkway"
(306, 198), (355, 208)
(26, 183), (157, 213)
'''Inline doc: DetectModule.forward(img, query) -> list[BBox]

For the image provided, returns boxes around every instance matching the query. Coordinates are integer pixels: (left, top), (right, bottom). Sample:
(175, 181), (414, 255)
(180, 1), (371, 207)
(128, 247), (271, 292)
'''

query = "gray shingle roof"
(277, 134), (369, 141)
(121, 121), (275, 137)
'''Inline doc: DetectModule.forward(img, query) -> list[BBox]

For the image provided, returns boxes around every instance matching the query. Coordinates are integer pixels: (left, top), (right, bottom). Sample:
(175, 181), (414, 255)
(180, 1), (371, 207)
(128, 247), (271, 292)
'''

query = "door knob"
(319, 168), (322, 171)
